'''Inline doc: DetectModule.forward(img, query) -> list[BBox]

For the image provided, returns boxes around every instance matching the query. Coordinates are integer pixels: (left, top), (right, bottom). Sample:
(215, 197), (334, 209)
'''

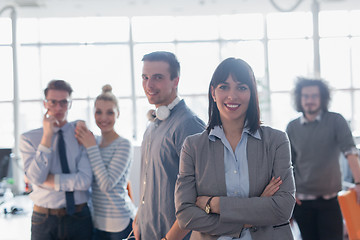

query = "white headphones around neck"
(147, 97), (181, 121)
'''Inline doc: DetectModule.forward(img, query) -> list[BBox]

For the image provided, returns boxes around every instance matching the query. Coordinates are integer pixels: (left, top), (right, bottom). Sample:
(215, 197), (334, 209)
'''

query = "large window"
(1, 10), (360, 148)
(319, 10), (360, 132)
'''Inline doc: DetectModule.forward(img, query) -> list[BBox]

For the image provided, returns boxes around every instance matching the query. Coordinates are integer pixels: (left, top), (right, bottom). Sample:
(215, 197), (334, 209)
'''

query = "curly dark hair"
(293, 77), (330, 113)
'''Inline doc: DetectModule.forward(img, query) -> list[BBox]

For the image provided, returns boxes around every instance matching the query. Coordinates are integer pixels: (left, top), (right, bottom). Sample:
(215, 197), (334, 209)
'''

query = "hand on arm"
(260, 177), (282, 197)
(57, 136), (93, 191)
(75, 121), (96, 148)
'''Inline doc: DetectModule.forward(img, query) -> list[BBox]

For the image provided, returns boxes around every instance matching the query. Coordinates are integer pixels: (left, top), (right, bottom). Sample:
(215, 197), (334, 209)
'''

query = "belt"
(33, 203), (87, 217)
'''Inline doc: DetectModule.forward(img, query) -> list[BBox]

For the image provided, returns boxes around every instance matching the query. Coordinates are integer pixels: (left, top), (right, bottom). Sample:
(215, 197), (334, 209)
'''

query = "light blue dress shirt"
(20, 121), (92, 208)
(209, 126), (261, 240)
(138, 100), (205, 240)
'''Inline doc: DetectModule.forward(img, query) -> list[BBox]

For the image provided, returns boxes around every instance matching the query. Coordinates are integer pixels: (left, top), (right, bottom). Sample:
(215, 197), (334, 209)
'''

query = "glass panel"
(133, 43), (176, 96)
(268, 39), (313, 91)
(136, 98), (153, 143)
(350, 11), (360, 36)
(320, 38), (351, 89)
(19, 101), (43, 134)
(40, 45), (131, 98)
(319, 11), (349, 37)
(221, 41), (265, 78)
(84, 17), (130, 42)
(115, 98), (134, 141)
(0, 46), (13, 101)
(18, 18), (39, 43)
(330, 90), (352, 122)
(18, 46), (42, 100)
(351, 38), (360, 88)
(0, 18), (11, 44)
(132, 16), (175, 42)
(0, 103), (13, 148)
(270, 93), (299, 132)
(68, 99), (93, 125)
(259, 85), (270, 126)
(183, 95), (208, 125)
(219, 14), (264, 40)
(176, 42), (220, 94)
(39, 18), (87, 43)
(33, 17), (129, 43)
(175, 16), (219, 41)
(267, 12), (312, 39)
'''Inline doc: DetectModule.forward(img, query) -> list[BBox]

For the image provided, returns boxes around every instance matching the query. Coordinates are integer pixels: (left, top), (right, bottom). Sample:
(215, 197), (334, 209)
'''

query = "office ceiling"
(0, 0), (359, 18)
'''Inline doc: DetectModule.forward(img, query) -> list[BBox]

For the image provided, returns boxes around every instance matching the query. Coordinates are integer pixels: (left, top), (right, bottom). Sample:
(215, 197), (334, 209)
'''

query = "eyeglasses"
(44, 99), (71, 108)
(301, 94), (320, 100)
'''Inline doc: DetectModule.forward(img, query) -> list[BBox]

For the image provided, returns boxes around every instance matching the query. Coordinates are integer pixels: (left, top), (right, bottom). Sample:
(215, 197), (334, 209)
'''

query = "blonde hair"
(95, 84), (119, 113)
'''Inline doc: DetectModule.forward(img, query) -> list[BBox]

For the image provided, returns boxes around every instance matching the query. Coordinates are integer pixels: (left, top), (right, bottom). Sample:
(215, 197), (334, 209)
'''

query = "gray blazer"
(175, 126), (295, 240)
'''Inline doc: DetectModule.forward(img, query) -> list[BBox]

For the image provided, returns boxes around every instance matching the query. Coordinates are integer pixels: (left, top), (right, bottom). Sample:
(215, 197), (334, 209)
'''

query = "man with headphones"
(133, 51), (205, 240)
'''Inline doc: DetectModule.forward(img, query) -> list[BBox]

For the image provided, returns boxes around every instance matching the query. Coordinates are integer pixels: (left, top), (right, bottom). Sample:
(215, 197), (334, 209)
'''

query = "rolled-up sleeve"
(20, 134), (52, 186)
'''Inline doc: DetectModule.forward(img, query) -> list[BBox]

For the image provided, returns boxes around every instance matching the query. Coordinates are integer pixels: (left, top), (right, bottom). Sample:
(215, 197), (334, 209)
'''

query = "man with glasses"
(20, 80), (93, 240)
(286, 77), (360, 240)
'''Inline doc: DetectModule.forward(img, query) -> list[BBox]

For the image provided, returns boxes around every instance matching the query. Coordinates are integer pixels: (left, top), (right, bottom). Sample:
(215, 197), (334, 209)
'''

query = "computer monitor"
(0, 148), (12, 181)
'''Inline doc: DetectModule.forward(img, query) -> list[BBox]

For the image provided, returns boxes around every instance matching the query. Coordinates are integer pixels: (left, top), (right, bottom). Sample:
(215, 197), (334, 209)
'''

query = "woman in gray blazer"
(175, 58), (296, 240)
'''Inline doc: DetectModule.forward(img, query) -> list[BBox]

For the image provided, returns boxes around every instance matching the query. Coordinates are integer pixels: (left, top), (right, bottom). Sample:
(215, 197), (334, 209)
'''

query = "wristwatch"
(205, 196), (214, 214)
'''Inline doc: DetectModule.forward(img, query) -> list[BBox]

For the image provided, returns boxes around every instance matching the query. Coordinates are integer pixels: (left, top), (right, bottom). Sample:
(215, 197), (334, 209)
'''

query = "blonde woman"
(75, 85), (136, 240)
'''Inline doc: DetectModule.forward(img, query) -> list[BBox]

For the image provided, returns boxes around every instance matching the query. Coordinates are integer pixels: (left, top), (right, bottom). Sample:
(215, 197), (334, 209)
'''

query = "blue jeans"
(93, 219), (133, 240)
(31, 205), (93, 240)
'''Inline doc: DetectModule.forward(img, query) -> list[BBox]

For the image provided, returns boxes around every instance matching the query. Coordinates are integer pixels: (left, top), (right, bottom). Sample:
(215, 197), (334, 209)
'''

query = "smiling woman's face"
(94, 100), (119, 134)
(211, 75), (250, 125)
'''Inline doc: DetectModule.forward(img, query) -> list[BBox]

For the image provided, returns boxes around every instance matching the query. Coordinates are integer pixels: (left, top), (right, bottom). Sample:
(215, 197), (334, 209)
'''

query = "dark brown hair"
(207, 58), (261, 134)
(142, 51), (180, 80)
(44, 79), (73, 97)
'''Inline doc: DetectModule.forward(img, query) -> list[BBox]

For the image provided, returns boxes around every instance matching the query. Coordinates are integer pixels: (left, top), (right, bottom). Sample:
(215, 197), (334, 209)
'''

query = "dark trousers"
(93, 219), (133, 240)
(293, 197), (343, 240)
(31, 205), (93, 240)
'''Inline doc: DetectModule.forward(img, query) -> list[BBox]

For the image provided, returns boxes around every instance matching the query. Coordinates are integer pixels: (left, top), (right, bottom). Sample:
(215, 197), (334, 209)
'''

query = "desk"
(0, 195), (32, 240)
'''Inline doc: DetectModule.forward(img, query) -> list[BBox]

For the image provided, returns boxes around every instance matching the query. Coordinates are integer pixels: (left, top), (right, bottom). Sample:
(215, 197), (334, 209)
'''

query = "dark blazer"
(175, 126), (295, 240)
